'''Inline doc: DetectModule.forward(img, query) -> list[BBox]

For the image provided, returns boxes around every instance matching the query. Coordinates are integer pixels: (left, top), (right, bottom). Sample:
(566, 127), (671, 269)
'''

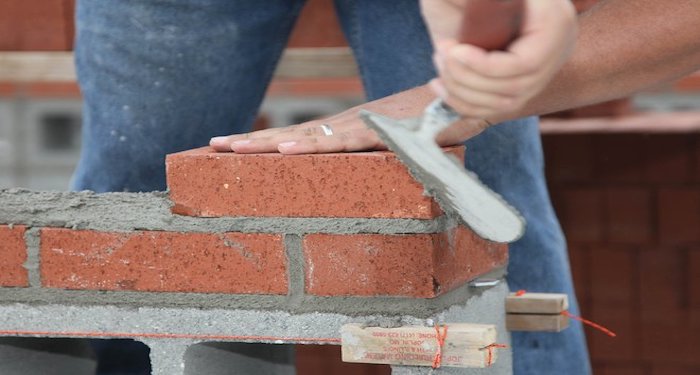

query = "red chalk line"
(0, 329), (341, 344)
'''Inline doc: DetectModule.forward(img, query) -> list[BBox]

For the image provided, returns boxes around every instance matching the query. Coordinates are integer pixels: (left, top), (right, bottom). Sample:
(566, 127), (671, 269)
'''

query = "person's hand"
(422, 0), (578, 120)
(209, 107), (384, 154)
(209, 85), (490, 154)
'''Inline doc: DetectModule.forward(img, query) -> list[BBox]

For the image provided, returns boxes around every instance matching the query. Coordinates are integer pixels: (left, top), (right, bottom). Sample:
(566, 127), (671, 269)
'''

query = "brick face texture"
(303, 227), (507, 297)
(166, 146), (466, 219)
(40, 229), (288, 294)
(543, 133), (700, 373)
(0, 225), (28, 287)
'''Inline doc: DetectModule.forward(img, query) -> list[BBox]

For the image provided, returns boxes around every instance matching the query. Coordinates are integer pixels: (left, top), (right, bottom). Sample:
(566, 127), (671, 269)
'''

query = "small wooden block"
(505, 293), (568, 314)
(506, 313), (570, 332)
(341, 323), (498, 368)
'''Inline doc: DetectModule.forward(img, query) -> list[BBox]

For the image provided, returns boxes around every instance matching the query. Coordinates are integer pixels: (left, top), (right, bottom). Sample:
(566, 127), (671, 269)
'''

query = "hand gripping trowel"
(361, 0), (526, 243)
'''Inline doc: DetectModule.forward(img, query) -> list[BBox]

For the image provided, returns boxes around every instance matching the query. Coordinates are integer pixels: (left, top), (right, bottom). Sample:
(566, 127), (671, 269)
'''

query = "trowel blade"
(360, 110), (525, 243)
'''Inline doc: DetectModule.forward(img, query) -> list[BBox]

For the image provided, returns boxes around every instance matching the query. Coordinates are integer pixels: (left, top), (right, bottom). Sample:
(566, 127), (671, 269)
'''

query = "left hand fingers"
(276, 128), (385, 154)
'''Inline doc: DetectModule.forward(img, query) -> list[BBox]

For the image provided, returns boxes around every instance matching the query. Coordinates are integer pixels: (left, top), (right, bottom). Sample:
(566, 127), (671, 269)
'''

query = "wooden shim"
(506, 313), (570, 332)
(505, 292), (568, 314)
(340, 323), (498, 368)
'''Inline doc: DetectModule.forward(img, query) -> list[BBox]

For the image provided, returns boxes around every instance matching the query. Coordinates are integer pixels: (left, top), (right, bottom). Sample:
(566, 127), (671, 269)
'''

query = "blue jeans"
(73, 0), (590, 374)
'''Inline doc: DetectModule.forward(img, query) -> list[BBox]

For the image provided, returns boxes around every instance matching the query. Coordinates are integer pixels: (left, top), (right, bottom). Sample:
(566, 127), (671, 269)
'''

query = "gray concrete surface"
(0, 283), (510, 374)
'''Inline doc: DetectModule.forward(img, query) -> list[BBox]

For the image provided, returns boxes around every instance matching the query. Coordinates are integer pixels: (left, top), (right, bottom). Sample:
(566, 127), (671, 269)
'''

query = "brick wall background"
(545, 133), (700, 375)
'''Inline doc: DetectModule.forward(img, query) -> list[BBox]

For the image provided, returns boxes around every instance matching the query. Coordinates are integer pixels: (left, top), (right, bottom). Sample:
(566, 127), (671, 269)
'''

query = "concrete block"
(0, 337), (96, 375)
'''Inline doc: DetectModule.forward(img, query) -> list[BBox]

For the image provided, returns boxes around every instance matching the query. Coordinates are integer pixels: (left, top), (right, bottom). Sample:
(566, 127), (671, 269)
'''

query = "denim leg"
(73, 1), (305, 373)
(73, 0), (306, 193)
(334, 2), (591, 373)
(465, 119), (592, 375)
(333, 0), (436, 99)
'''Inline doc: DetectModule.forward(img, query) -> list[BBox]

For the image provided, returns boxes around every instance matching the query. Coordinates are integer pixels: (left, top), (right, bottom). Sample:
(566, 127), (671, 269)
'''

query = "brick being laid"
(166, 146), (463, 219)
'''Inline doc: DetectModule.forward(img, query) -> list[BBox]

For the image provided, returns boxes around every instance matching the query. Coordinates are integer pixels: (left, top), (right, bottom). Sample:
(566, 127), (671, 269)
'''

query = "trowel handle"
(459, 0), (524, 51)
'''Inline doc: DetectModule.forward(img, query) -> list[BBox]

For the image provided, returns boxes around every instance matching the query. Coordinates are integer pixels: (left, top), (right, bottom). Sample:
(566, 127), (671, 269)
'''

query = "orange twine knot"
(515, 289), (527, 296)
(431, 324), (448, 369)
(482, 343), (508, 367)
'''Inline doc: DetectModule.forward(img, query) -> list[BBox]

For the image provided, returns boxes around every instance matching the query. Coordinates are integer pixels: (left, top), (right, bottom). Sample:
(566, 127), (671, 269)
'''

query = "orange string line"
(561, 310), (617, 338)
(482, 343), (508, 367)
(0, 329), (342, 344)
(515, 289), (616, 338)
(431, 324), (448, 369)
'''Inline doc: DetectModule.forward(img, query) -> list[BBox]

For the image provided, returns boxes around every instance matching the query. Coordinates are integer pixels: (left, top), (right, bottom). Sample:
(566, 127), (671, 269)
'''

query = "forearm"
(496, 0), (700, 121)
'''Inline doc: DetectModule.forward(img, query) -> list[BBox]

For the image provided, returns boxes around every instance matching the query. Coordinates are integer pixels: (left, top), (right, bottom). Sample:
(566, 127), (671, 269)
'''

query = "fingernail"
(278, 142), (296, 149)
(210, 136), (226, 144)
(231, 140), (251, 147)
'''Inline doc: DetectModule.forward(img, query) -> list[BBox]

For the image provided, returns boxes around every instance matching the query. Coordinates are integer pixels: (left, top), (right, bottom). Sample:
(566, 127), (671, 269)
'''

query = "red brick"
(0, 0), (72, 51)
(658, 188), (700, 245)
(568, 246), (590, 314)
(589, 247), (636, 307)
(571, 98), (632, 118)
(639, 249), (686, 324)
(40, 229), (287, 294)
(166, 146), (464, 219)
(587, 307), (639, 362)
(689, 250), (700, 310)
(295, 345), (390, 375)
(674, 71), (700, 92)
(695, 137), (700, 183)
(25, 82), (82, 98)
(542, 134), (595, 184)
(302, 227), (507, 297)
(652, 366), (700, 375)
(287, 0), (347, 48)
(434, 227), (509, 292)
(605, 188), (652, 244)
(557, 189), (603, 243)
(641, 322), (699, 365)
(0, 225), (28, 287)
(643, 135), (692, 184)
(594, 135), (647, 184)
(596, 364), (648, 375)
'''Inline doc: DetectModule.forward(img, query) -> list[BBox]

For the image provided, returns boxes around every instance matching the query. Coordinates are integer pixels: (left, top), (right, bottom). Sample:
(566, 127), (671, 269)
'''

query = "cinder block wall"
(545, 133), (700, 375)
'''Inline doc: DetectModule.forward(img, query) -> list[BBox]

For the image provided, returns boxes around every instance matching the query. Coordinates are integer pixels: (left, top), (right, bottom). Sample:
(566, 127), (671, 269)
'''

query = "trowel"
(361, 0), (526, 243)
